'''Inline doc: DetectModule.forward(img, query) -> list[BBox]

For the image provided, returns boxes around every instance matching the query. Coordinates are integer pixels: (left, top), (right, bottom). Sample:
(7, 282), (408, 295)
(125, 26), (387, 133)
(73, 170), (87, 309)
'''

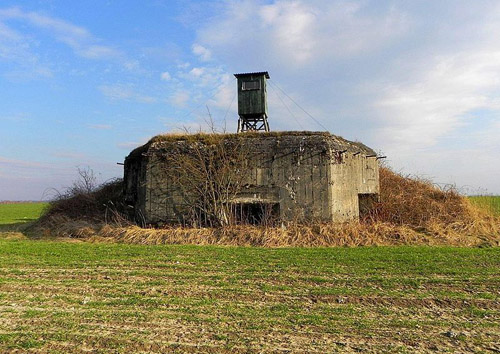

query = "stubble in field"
(0, 240), (498, 353)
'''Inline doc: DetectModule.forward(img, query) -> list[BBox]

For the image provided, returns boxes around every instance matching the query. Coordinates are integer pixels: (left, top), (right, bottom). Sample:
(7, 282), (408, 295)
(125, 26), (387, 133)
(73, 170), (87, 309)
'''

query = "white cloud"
(0, 6), (142, 76)
(169, 90), (190, 107)
(0, 7), (86, 36)
(189, 67), (205, 78)
(373, 49), (500, 151)
(0, 21), (21, 40)
(176, 64), (236, 113)
(78, 45), (119, 60)
(258, 1), (317, 63)
(179, 65), (231, 89)
(197, 0), (408, 69)
(0, 7), (120, 60)
(99, 84), (156, 103)
(160, 71), (171, 81)
(177, 62), (190, 69)
(192, 43), (211, 61)
(363, 5), (500, 192)
(0, 18), (53, 79)
(211, 80), (235, 110)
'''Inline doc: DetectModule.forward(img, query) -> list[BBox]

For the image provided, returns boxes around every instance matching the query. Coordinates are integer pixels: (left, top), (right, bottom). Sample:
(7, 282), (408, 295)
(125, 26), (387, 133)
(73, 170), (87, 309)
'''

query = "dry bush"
(368, 167), (468, 227)
(366, 167), (499, 240)
(42, 180), (122, 221)
(40, 179), (124, 223)
(35, 168), (127, 230)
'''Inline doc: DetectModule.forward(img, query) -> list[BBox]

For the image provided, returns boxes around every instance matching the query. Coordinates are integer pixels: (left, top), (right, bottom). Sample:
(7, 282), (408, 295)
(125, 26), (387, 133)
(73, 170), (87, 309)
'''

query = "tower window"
(242, 80), (260, 90)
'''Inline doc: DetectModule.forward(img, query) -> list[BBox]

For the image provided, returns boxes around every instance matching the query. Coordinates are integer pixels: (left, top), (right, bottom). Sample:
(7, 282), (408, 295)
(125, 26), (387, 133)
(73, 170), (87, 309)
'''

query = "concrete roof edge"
(126, 131), (378, 158)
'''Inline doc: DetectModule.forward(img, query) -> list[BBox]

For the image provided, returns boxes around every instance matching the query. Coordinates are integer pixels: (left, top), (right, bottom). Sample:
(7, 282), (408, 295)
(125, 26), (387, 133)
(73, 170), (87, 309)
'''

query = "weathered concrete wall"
(146, 153), (191, 224)
(233, 134), (333, 222)
(123, 149), (148, 223)
(124, 132), (379, 225)
(329, 152), (379, 221)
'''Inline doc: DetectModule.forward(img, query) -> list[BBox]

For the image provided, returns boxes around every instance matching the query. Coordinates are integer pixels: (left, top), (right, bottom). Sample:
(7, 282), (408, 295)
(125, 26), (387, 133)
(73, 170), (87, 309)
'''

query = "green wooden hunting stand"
(234, 72), (270, 132)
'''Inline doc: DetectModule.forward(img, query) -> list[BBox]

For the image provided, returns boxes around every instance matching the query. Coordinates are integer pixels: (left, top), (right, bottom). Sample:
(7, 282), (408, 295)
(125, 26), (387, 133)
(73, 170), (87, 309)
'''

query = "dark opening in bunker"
(358, 193), (378, 218)
(232, 203), (280, 225)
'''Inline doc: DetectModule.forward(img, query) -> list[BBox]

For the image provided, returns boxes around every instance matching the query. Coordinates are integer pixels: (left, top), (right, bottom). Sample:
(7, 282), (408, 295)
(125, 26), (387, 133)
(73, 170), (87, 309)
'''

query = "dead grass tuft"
(31, 215), (98, 239)
(89, 220), (498, 247)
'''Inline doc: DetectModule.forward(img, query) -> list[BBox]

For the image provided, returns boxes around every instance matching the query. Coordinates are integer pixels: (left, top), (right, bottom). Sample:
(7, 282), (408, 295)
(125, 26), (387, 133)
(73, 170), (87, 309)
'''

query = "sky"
(1, 0), (499, 200)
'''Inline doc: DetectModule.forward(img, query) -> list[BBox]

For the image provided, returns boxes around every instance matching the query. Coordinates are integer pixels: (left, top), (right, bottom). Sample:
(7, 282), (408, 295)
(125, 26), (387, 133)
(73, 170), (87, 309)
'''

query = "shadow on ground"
(0, 221), (35, 233)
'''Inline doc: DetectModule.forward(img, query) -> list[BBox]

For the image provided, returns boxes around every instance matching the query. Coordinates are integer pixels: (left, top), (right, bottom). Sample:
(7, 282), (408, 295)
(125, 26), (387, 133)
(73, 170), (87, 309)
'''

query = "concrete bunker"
(124, 131), (379, 226)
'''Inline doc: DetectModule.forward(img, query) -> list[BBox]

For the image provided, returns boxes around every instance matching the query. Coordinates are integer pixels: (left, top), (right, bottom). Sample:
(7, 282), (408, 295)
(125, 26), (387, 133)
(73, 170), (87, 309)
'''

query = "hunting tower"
(234, 72), (270, 132)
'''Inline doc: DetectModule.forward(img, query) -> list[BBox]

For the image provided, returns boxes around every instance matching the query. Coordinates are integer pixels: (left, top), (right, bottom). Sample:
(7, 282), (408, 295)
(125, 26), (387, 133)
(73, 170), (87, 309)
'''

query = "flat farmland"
(0, 202), (48, 226)
(0, 238), (498, 353)
(469, 196), (500, 216)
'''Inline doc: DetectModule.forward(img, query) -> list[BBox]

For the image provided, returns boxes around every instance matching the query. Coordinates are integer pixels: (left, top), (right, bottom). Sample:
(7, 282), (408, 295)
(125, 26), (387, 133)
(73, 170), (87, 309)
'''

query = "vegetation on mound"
(40, 179), (123, 222)
(33, 168), (125, 232)
(365, 167), (499, 243)
(128, 131), (331, 159)
(128, 131), (374, 160)
(150, 130), (332, 143)
(371, 167), (468, 227)
(29, 164), (500, 246)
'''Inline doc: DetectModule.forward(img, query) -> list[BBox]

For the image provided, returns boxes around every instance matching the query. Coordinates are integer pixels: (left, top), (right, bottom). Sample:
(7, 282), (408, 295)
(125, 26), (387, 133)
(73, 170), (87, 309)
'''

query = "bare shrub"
(367, 167), (468, 227)
(38, 167), (126, 224)
(71, 166), (98, 195)
(151, 134), (250, 227)
(365, 166), (499, 240)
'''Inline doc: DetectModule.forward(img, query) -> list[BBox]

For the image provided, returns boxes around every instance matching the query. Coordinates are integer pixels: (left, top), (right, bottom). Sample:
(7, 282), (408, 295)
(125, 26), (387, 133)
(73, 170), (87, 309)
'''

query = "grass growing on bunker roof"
(150, 130), (332, 143)
(124, 130), (375, 160)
